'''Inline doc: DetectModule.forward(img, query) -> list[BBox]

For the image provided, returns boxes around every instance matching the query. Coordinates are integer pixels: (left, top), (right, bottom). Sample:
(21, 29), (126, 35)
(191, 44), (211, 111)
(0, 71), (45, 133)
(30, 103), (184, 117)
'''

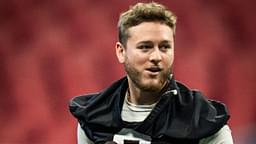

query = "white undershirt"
(121, 92), (157, 122)
(77, 92), (234, 144)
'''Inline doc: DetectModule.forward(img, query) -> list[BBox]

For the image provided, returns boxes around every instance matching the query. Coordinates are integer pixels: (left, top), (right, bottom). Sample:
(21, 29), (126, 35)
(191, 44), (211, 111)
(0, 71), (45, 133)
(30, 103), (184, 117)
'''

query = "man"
(69, 2), (233, 144)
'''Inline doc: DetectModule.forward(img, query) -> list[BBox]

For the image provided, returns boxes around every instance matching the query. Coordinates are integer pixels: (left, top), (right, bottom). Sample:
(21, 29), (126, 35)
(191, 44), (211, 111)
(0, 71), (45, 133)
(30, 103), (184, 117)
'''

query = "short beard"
(124, 61), (172, 92)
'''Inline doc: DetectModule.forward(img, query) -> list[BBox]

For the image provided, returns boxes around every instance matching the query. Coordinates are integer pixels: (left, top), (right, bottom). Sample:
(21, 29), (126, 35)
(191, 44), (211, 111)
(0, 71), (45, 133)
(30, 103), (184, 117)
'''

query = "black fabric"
(69, 76), (230, 144)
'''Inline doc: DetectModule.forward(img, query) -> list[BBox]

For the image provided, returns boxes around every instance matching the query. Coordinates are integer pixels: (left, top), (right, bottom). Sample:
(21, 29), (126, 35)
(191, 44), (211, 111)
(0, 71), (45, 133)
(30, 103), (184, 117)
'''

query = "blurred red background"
(0, 0), (255, 143)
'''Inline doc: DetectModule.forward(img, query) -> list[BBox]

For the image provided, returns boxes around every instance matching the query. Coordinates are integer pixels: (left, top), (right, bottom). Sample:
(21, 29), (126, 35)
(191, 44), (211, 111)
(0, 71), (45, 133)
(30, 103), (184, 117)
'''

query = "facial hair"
(124, 60), (172, 92)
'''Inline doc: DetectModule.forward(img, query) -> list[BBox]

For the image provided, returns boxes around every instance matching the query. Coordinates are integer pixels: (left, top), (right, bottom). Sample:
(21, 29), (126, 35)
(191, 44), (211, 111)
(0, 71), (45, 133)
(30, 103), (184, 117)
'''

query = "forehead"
(127, 22), (174, 42)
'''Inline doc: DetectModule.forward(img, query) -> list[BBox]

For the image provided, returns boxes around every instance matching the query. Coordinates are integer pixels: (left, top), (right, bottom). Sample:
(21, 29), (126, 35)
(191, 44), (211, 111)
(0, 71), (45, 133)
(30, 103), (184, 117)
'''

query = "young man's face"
(116, 22), (174, 92)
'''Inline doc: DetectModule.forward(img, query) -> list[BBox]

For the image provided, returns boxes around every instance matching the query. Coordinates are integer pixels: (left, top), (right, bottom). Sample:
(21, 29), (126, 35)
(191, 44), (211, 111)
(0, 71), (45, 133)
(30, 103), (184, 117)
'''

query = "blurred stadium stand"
(0, 0), (255, 143)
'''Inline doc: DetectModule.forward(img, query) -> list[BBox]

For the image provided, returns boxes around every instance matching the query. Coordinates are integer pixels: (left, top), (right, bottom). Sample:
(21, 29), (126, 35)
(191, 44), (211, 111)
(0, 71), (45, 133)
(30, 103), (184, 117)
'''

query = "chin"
(141, 85), (162, 92)
(140, 80), (164, 92)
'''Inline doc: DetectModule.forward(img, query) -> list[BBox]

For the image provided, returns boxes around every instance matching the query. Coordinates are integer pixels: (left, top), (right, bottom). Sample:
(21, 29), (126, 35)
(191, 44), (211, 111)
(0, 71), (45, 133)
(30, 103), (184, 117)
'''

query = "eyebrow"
(137, 40), (172, 44)
(160, 40), (172, 44)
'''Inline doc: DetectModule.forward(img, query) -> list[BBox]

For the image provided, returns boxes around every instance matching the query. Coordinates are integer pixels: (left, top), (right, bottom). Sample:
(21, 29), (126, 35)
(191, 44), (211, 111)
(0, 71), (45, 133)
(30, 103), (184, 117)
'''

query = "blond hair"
(118, 2), (177, 46)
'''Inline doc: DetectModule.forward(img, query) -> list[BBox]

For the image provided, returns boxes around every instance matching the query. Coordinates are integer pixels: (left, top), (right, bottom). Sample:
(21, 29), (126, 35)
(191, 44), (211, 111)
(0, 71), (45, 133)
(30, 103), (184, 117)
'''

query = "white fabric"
(77, 94), (234, 144)
(113, 129), (151, 144)
(77, 124), (93, 144)
(77, 124), (233, 144)
(199, 125), (233, 144)
(121, 92), (157, 122)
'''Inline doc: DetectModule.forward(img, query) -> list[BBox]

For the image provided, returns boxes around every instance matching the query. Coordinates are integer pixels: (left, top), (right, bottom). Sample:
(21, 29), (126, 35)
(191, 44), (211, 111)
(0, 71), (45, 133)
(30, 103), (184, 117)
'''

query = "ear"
(115, 42), (125, 63)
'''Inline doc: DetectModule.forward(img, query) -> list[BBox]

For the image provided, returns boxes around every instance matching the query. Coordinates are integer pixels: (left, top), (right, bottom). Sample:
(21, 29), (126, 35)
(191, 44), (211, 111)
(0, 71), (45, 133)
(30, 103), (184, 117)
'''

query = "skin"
(116, 22), (174, 105)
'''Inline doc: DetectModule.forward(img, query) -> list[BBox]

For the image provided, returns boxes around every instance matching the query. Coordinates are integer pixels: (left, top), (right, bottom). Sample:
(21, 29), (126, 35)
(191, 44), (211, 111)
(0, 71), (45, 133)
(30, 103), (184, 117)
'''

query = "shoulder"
(69, 93), (99, 108)
(170, 79), (230, 139)
(69, 93), (100, 117)
(69, 77), (128, 110)
(199, 125), (233, 144)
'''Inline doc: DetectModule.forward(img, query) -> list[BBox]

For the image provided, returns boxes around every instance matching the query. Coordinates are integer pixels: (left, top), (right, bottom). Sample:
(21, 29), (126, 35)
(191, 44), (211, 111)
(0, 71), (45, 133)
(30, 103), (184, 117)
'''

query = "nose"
(149, 48), (162, 63)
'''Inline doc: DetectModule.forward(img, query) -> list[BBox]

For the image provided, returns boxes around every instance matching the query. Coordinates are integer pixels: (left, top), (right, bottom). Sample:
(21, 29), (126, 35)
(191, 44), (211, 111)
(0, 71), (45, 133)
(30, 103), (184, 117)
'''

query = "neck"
(127, 79), (167, 105)
(128, 88), (159, 105)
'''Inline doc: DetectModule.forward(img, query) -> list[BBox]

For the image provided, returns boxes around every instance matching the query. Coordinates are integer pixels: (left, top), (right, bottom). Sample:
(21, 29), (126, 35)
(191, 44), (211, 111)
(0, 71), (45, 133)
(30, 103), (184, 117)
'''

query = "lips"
(146, 67), (162, 73)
